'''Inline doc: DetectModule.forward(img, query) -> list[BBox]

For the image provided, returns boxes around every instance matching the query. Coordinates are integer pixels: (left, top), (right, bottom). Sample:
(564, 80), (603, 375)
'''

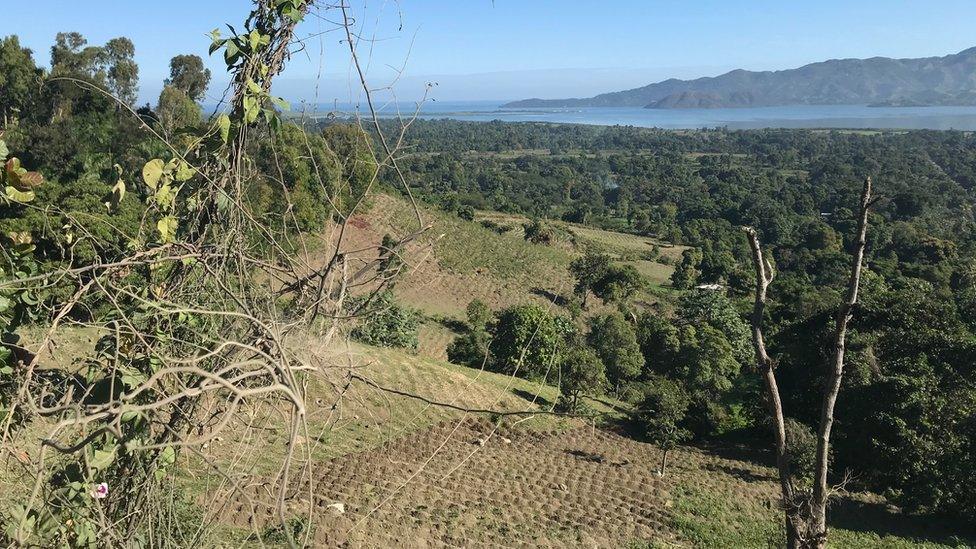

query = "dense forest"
(352, 118), (976, 527)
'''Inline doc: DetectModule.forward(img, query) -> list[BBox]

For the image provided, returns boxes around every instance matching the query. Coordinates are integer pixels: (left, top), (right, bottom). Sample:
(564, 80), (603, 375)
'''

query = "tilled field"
(224, 418), (780, 548)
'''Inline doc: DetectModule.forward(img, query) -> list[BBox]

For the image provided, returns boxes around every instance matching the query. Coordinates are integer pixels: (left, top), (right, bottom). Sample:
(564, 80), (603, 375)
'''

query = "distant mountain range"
(504, 47), (976, 109)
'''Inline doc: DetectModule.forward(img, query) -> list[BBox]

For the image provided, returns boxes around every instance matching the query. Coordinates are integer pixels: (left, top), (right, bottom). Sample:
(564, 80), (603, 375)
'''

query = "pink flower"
(92, 482), (108, 499)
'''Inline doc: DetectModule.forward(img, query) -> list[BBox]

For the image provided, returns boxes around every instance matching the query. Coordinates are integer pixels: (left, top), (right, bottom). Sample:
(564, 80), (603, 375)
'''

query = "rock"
(326, 502), (345, 515)
(501, 437), (512, 444)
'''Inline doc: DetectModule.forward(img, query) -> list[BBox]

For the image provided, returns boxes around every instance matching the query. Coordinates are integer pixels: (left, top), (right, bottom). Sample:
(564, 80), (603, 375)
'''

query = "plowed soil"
(224, 418), (780, 548)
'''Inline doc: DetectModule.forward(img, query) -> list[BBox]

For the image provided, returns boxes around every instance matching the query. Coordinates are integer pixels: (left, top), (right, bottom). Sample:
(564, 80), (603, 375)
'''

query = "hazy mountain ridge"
(505, 47), (976, 109)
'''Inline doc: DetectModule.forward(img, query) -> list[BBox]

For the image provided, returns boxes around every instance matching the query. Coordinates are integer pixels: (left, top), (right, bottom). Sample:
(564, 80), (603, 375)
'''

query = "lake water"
(313, 101), (976, 130)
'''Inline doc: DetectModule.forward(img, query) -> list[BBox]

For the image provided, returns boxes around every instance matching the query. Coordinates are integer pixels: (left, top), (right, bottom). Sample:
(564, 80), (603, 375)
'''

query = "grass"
(666, 482), (973, 548)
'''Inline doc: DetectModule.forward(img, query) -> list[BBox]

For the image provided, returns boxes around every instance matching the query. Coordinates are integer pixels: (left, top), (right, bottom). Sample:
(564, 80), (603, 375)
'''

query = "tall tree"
(104, 37), (138, 104)
(0, 36), (41, 123)
(165, 54), (211, 102)
(744, 176), (873, 549)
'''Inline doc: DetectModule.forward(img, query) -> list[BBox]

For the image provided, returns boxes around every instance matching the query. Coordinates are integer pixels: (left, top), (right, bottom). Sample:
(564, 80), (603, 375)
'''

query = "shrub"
(457, 205), (475, 221)
(447, 329), (490, 367)
(465, 298), (492, 331)
(350, 292), (419, 350)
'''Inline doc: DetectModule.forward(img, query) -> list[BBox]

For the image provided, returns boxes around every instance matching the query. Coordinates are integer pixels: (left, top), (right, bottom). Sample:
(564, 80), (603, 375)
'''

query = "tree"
(670, 247), (702, 289)
(569, 251), (611, 309)
(743, 176), (873, 549)
(587, 312), (642, 390)
(634, 377), (690, 477)
(491, 304), (561, 378)
(166, 54), (211, 101)
(559, 347), (606, 411)
(156, 85), (202, 132)
(0, 36), (42, 123)
(678, 289), (752, 366)
(103, 37), (138, 105)
(591, 264), (644, 304)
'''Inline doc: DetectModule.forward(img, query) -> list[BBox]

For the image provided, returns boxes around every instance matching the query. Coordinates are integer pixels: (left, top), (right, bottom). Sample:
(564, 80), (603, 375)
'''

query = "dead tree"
(743, 176), (873, 549)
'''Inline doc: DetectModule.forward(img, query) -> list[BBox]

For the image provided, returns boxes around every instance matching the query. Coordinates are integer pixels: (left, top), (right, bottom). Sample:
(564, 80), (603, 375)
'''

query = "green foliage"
(558, 346), (606, 411)
(456, 204), (475, 221)
(490, 303), (562, 378)
(590, 263), (644, 304)
(465, 298), (492, 331)
(156, 85), (202, 132)
(165, 54), (211, 102)
(570, 251), (611, 307)
(254, 122), (335, 230)
(587, 312), (642, 388)
(447, 328), (490, 368)
(784, 418), (819, 486)
(670, 248), (702, 289)
(350, 292), (420, 350)
(320, 124), (377, 218)
(677, 289), (752, 366)
(633, 376), (691, 454)
(0, 36), (42, 122)
(523, 218), (555, 245)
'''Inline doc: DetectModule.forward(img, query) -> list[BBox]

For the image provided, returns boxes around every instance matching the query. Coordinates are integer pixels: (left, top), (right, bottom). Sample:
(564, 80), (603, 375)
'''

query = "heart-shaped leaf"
(142, 159), (165, 189)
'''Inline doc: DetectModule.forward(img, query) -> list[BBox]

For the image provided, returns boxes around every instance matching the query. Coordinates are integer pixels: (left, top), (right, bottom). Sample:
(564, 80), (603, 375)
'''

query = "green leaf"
(243, 95), (259, 124)
(217, 114), (231, 143)
(174, 161), (196, 182)
(91, 447), (115, 470)
(4, 186), (34, 203)
(224, 40), (240, 65)
(271, 96), (290, 111)
(154, 184), (175, 209)
(120, 410), (142, 423)
(142, 159), (165, 189)
(119, 367), (147, 389)
(159, 446), (176, 467)
(0, 139), (8, 159)
(156, 216), (178, 242)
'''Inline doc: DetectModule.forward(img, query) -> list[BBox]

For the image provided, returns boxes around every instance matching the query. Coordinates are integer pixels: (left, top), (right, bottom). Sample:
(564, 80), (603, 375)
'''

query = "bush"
(465, 298), (492, 331)
(447, 329), (490, 367)
(349, 292), (419, 350)
(457, 205), (475, 221)
(523, 218), (555, 245)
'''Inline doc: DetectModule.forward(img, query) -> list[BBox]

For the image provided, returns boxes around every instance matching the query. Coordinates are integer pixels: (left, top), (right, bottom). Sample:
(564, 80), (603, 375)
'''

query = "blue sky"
(8, 1), (976, 104)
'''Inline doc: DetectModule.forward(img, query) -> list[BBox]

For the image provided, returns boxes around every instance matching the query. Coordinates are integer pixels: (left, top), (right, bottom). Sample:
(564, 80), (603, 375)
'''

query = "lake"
(310, 101), (976, 130)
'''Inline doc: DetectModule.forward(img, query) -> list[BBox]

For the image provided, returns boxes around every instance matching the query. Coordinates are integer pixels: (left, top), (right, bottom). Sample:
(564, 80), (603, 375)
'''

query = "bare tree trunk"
(743, 177), (873, 549)
(808, 176), (873, 546)
(659, 448), (668, 477)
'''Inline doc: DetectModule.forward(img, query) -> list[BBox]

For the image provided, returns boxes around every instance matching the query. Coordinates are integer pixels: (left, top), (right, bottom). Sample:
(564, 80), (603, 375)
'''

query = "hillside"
(504, 47), (976, 109)
(184, 342), (969, 547)
(337, 193), (681, 359)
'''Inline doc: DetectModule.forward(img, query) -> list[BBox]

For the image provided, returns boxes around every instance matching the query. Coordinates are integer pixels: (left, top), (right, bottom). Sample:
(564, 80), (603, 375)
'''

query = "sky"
(8, 1), (976, 105)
